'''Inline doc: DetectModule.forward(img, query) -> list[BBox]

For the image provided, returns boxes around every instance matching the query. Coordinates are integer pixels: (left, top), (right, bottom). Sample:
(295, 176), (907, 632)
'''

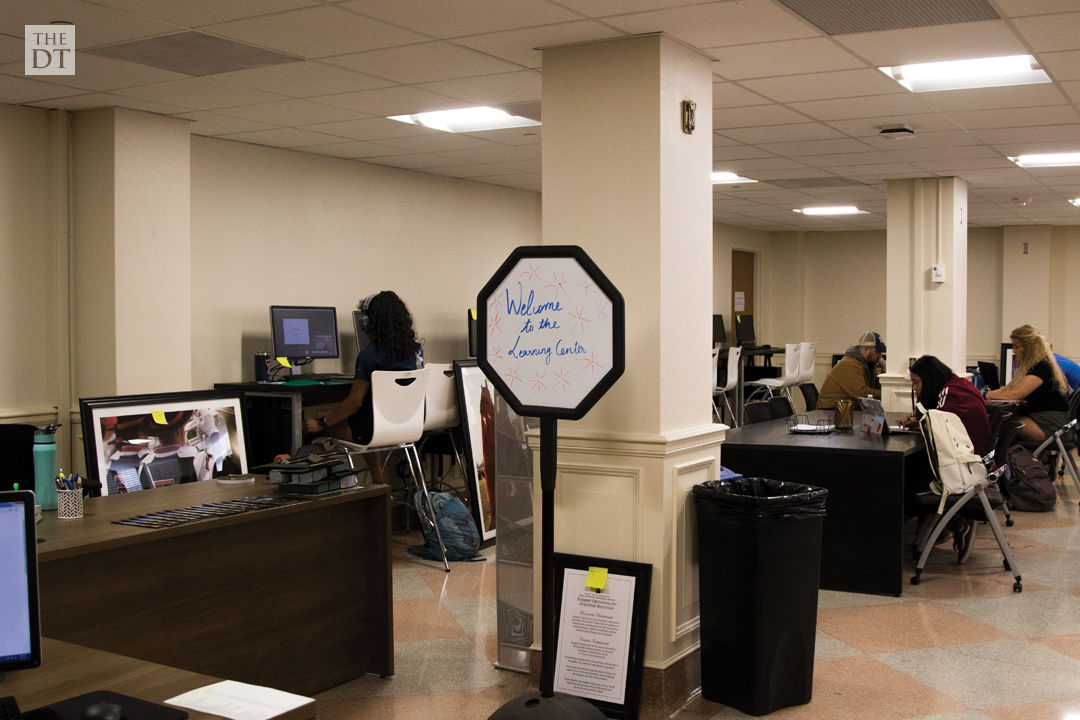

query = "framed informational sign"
(553, 553), (651, 720)
(454, 359), (497, 543)
(80, 391), (248, 495)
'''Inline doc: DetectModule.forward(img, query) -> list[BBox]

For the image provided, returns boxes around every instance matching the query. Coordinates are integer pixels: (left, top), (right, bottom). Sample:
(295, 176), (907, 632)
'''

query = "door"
(731, 250), (755, 345)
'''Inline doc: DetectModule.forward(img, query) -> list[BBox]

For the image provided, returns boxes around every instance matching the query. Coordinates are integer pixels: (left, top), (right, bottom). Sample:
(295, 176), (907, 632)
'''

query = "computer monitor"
(0, 490), (41, 674)
(270, 306), (339, 364)
(735, 313), (755, 346)
(712, 314), (727, 347)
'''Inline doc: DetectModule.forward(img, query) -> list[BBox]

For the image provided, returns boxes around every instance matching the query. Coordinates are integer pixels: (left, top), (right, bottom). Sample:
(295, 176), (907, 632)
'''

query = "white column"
(882, 177), (968, 409)
(538, 34), (718, 673)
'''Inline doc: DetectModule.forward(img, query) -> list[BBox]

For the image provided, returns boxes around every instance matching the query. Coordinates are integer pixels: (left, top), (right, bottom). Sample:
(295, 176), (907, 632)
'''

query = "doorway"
(731, 250), (755, 345)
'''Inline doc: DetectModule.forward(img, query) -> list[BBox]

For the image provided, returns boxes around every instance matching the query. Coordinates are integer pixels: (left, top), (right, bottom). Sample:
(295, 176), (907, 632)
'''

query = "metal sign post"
(480, 246), (625, 720)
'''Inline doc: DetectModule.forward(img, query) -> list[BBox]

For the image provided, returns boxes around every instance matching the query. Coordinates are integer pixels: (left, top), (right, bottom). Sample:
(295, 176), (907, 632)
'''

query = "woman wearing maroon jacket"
(907, 355), (992, 562)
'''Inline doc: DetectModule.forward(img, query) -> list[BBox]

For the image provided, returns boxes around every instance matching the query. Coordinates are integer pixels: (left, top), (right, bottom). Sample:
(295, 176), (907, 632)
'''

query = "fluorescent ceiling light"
(1009, 153), (1080, 168)
(1069, 198), (1080, 207)
(711, 171), (757, 184)
(387, 106), (540, 133)
(794, 206), (867, 216)
(879, 54), (1049, 92)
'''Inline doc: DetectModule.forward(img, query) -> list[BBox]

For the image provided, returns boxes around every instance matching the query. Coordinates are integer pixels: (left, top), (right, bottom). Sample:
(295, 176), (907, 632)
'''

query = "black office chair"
(767, 396), (795, 418)
(911, 418), (1023, 592)
(1028, 387), (1080, 502)
(798, 383), (818, 412)
(743, 401), (774, 424)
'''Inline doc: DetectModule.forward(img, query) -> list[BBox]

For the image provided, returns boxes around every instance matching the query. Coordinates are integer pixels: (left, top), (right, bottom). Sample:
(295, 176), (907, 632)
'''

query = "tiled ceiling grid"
(3, 0), (1080, 232)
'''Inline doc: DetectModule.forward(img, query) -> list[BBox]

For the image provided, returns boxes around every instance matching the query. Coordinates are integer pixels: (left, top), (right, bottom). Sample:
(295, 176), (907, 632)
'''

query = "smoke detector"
(878, 124), (915, 139)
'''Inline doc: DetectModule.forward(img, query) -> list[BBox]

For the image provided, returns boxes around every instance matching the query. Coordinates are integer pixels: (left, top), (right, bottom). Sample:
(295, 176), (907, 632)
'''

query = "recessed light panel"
(1009, 153), (1080, 168)
(388, 107), (540, 133)
(880, 55), (1049, 92)
(712, 171), (757, 184)
(794, 206), (867, 216)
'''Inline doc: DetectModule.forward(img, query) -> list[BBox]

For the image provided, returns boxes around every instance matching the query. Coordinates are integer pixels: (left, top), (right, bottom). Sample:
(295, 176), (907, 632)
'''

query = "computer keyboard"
(0, 696), (21, 720)
(290, 373), (353, 383)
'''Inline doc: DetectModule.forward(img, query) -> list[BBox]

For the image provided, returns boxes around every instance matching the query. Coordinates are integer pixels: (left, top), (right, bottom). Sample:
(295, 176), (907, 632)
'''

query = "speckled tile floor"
(316, 475), (1080, 720)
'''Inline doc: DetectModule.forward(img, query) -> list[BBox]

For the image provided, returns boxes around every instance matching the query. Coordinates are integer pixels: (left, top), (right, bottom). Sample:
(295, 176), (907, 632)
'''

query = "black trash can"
(693, 477), (828, 716)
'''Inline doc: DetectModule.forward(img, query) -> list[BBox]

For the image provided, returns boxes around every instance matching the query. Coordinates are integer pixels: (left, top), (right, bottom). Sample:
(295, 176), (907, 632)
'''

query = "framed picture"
(553, 553), (652, 720)
(80, 390), (248, 496)
(454, 359), (498, 543)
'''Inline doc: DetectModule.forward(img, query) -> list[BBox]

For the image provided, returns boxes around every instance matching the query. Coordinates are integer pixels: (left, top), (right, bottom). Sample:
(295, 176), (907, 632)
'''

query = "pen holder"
(56, 488), (84, 519)
(834, 400), (853, 430)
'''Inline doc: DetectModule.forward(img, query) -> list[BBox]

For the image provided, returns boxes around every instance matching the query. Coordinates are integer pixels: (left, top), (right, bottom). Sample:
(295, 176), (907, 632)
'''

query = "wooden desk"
(720, 413), (928, 595)
(215, 381), (351, 465)
(36, 478), (392, 696)
(6, 639), (229, 720)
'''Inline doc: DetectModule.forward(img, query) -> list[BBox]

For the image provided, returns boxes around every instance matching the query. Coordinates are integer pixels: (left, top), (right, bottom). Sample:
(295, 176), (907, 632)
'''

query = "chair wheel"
(910, 575), (921, 585)
(1013, 581), (1022, 593)
(1006, 518), (1014, 527)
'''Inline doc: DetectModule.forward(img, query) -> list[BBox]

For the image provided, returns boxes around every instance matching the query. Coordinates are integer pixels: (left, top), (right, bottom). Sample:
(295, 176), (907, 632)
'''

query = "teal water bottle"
(33, 423), (61, 510)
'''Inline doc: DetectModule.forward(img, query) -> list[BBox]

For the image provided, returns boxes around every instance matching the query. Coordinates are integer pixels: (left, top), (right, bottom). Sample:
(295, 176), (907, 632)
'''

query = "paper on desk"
(167, 680), (314, 720)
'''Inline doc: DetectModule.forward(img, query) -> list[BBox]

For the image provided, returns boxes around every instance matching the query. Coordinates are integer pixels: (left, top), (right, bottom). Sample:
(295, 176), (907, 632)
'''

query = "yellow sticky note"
(585, 567), (608, 591)
(276, 356), (292, 368)
(470, 308), (477, 320)
(152, 410), (167, 425)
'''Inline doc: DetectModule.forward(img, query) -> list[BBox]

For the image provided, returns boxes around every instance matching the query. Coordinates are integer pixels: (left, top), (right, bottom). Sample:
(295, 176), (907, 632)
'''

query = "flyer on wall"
(553, 568), (635, 705)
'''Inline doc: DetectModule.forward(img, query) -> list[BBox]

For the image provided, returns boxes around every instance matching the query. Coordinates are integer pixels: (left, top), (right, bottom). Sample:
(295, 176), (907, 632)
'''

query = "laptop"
(978, 361), (1001, 390)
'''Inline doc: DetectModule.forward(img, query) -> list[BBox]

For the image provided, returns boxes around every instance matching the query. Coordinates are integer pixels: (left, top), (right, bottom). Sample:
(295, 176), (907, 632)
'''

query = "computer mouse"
(81, 702), (125, 720)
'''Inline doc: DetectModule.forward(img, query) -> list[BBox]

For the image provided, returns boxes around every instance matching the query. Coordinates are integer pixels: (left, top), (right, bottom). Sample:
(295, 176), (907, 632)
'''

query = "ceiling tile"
(178, 110), (277, 135)
(833, 20), (1025, 66)
(375, 132), (493, 153)
(0, 33), (24, 64)
(417, 71), (543, 106)
(712, 145), (780, 162)
(453, 21), (620, 68)
(741, 68), (904, 104)
(796, 150), (903, 167)
(994, 0), (1080, 16)
(303, 117), (433, 141)
(720, 122), (841, 144)
(757, 137), (877, 157)
(0, 2), (182, 48)
(434, 144), (542, 164)
(316, 85), (462, 116)
(88, 0), (318, 27)
(219, 126), (350, 147)
(791, 93), (939, 121)
(713, 82), (771, 108)
(322, 42), (521, 85)
(714, 104), (810, 129)
(0, 53), (187, 92)
(48, 90), (193, 115)
(920, 82), (1068, 112)
(826, 114), (960, 137)
(711, 38), (864, 81)
(114, 76), (288, 109)
(214, 61), (393, 97)
(914, 157), (1015, 173)
(218, 98), (365, 126)
(606, 1), (820, 49)
(972, 124), (1080, 146)
(947, 105), (1080, 130)
(1060, 80), (1080, 103)
(1012, 12), (1080, 52)
(291, 139), (401, 159)
(0, 72), (85, 104)
(465, 125), (542, 146)
(204, 6), (427, 59)
(338, 0), (582, 38)
(1038, 50), (1080, 82)
(365, 152), (469, 170)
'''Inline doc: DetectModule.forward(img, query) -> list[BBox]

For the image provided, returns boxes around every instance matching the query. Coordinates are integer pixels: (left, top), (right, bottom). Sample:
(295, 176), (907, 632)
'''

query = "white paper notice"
(554, 568), (635, 705)
(734, 291), (745, 312)
(166, 680), (313, 720)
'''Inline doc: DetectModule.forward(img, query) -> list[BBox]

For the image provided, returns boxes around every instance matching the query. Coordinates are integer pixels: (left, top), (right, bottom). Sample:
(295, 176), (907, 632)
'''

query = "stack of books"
(257, 454), (358, 494)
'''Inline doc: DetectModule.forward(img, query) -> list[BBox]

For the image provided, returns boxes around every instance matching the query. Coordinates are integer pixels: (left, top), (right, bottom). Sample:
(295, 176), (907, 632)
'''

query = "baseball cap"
(858, 330), (886, 354)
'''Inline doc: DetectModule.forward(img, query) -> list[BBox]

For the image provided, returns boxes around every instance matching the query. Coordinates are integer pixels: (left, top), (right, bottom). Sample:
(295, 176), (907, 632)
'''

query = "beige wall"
(190, 136), (542, 389)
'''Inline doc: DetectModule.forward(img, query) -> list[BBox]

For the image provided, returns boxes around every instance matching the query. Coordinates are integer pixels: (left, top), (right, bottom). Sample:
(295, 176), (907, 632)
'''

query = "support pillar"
(533, 34), (719, 707)
(881, 177), (968, 410)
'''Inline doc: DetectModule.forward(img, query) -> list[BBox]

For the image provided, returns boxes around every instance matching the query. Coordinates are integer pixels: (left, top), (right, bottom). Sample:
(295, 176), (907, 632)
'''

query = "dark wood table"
(5, 639), (242, 720)
(720, 412), (929, 595)
(36, 478), (392, 695)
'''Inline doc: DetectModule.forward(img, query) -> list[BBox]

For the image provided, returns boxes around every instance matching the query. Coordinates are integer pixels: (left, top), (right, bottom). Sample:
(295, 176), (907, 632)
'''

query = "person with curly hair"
(986, 324), (1070, 444)
(304, 291), (422, 482)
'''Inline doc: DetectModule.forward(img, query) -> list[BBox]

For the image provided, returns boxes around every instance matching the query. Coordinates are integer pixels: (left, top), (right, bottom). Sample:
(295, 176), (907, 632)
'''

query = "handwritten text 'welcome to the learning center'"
(503, 284), (587, 366)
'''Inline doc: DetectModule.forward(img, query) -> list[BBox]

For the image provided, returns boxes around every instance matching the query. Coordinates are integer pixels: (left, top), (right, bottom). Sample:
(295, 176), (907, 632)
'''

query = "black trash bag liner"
(692, 476), (827, 520)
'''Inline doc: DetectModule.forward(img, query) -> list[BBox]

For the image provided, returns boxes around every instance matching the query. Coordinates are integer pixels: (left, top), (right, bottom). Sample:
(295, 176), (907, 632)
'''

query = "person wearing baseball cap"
(816, 330), (887, 409)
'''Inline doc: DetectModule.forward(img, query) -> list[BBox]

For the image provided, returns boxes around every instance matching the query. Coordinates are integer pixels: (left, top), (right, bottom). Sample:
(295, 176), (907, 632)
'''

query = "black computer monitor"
(712, 314), (727, 346)
(735, 313), (755, 346)
(0, 490), (41, 673)
(270, 306), (339, 362)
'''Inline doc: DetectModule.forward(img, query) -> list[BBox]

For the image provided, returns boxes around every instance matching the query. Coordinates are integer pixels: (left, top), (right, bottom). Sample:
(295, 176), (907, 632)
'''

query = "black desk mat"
(24, 690), (187, 720)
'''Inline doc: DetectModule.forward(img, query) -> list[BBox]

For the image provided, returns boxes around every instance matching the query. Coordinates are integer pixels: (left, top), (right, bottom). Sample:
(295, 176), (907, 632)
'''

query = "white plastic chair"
(713, 345), (743, 426)
(419, 363), (466, 489)
(797, 341), (816, 385)
(746, 343), (800, 402)
(333, 368), (450, 572)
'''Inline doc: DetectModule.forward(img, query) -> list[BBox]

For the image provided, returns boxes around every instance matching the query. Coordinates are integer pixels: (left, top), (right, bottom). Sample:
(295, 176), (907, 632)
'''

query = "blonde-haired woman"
(986, 324), (1070, 443)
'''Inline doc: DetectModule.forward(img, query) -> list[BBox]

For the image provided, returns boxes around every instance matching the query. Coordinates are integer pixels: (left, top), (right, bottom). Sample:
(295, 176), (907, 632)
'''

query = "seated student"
(816, 330), (886, 410)
(902, 355), (992, 561)
(303, 291), (422, 483)
(985, 324), (1070, 444)
(1054, 352), (1080, 392)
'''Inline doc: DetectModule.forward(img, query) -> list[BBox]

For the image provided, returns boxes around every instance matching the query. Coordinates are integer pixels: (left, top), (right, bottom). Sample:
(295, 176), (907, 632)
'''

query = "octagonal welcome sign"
(477, 245), (625, 420)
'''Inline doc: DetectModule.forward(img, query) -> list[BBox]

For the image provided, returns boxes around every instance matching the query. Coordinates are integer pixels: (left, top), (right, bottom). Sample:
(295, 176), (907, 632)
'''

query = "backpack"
(1004, 445), (1056, 512)
(917, 403), (987, 513)
(416, 490), (480, 561)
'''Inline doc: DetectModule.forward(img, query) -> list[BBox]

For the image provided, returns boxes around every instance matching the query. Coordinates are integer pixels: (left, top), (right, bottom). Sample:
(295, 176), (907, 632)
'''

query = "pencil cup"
(834, 400), (853, 430)
(56, 488), (84, 519)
